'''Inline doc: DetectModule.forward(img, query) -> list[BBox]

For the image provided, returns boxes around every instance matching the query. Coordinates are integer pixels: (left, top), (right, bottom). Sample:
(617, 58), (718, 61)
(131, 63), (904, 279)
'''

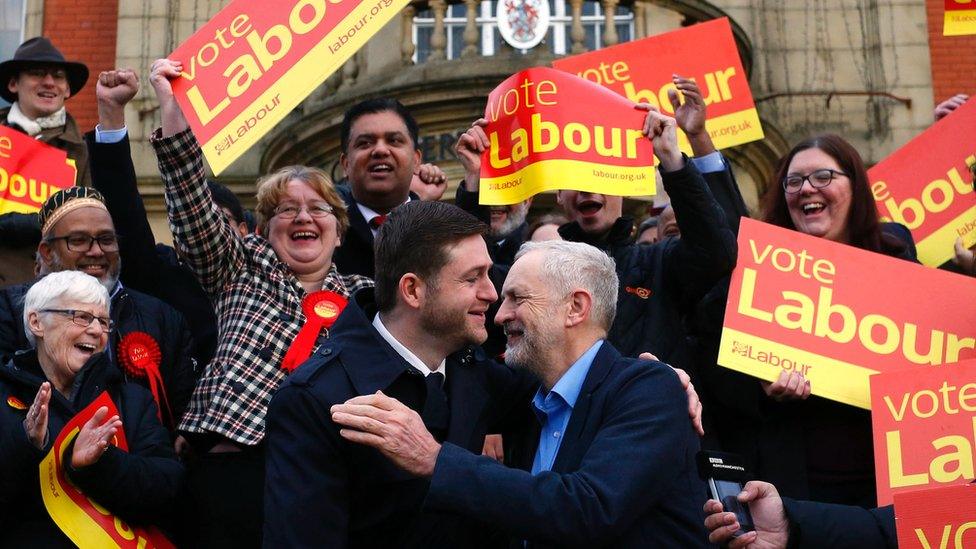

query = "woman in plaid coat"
(149, 58), (373, 547)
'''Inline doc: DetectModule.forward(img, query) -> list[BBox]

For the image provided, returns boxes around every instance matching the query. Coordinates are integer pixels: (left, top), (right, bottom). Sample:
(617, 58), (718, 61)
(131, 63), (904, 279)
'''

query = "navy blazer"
(263, 289), (536, 548)
(424, 342), (709, 548)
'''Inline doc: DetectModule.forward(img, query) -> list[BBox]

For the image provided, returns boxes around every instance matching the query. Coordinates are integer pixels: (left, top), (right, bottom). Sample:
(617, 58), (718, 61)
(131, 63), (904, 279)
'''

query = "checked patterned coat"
(152, 128), (372, 446)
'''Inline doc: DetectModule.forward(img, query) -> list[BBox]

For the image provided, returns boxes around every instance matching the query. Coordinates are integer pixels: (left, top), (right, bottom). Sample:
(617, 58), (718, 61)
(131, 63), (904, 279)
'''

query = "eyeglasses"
(23, 67), (68, 81)
(273, 202), (334, 219)
(46, 233), (120, 252)
(40, 309), (114, 332)
(783, 169), (848, 194)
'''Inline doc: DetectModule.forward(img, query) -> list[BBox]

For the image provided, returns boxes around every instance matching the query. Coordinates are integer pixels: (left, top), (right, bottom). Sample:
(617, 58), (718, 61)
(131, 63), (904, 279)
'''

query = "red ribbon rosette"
(280, 291), (348, 373)
(117, 332), (171, 425)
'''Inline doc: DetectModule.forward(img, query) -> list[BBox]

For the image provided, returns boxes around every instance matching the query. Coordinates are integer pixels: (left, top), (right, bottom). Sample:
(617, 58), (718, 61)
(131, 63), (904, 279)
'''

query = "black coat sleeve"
(454, 183), (492, 226)
(86, 132), (162, 292)
(65, 389), (184, 525)
(783, 498), (895, 549)
(0, 401), (46, 512)
(701, 161), (750, 235)
(264, 383), (349, 548)
(161, 307), (199, 426)
(659, 159), (737, 305)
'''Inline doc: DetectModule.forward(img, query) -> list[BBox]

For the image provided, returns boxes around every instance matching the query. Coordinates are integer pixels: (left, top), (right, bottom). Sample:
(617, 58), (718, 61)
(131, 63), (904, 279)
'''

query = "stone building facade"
(3, 0), (970, 242)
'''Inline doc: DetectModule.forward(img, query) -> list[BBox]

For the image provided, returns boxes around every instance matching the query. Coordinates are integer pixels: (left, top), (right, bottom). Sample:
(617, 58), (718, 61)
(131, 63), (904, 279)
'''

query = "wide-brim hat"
(0, 37), (89, 103)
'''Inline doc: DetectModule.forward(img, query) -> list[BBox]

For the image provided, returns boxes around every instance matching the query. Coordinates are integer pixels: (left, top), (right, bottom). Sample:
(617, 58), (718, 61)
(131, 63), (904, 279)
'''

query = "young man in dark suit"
(263, 201), (535, 547)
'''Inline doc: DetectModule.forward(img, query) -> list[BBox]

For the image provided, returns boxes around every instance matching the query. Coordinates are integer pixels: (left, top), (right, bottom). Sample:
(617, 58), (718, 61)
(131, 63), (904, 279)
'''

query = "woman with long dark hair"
(755, 134), (915, 507)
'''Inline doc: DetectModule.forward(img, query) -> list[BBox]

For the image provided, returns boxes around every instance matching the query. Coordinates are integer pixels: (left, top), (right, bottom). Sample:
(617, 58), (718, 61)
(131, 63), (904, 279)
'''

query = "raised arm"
(636, 106), (736, 305)
(452, 119), (492, 226)
(147, 58), (245, 297)
(88, 69), (164, 292)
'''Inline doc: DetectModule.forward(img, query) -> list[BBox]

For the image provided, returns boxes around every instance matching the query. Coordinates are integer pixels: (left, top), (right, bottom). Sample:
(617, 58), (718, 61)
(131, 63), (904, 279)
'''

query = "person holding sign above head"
(148, 58), (372, 547)
(750, 134), (917, 508)
(0, 37), (91, 187)
(0, 271), (183, 548)
(453, 75), (737, 368)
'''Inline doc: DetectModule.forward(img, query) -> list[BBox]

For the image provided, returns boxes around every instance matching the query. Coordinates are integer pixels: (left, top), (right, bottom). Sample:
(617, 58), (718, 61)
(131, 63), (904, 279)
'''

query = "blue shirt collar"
(533, 340), (604, 412)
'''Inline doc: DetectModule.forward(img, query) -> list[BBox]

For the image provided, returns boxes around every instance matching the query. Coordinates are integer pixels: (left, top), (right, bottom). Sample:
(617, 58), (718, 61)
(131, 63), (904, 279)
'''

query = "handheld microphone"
(697, 450), (755, 538)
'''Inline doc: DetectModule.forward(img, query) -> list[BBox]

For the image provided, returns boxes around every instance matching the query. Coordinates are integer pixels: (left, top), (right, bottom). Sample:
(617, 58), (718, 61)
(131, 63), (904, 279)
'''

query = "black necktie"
(422, 372), (449, 442)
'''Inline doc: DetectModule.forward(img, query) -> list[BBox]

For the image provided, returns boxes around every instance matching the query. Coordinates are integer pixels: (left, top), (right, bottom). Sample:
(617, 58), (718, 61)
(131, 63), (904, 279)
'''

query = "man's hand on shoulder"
(331, 391), (441, 477)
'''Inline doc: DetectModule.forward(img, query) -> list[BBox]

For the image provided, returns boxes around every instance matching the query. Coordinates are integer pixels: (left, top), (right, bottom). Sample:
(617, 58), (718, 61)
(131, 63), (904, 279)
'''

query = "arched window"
(413, 0), (634, 63)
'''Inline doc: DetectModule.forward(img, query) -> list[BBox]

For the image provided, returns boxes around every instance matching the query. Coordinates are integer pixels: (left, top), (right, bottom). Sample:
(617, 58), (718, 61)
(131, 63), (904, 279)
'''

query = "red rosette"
(280, 291), (348, 373)
(118, 332), (171, 426)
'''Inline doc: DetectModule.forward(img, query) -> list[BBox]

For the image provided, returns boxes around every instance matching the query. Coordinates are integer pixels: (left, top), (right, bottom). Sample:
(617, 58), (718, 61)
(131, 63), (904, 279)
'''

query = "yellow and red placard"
(894, 484), (976, 548)
(169, 0), (409, 175)
(40, 391), (174, 548)
(868, 98), (976, 267)
(552, 18), (764, 154)
(479, 67), (654, 205)
(945, 0), (976, 36)
(872, 360), (976, 505)
(0, 126), (77, 214)
(718, 218), (976, 410)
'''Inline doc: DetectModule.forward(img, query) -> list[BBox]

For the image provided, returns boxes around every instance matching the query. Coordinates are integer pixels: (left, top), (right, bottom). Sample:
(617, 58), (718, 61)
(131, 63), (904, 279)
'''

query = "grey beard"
(490, 203), (529, 239)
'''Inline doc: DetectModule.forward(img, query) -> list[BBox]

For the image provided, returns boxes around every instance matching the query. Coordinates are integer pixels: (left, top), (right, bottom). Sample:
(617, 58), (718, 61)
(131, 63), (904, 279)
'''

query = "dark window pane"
(451, 25), (464, 58)
(416, 26), (432, 62)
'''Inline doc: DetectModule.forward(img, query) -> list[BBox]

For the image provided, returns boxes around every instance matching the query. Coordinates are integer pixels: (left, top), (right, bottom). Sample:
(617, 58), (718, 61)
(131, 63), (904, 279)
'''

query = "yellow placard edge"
(200, 0), (410, 174)
(717, 327), (878, 409)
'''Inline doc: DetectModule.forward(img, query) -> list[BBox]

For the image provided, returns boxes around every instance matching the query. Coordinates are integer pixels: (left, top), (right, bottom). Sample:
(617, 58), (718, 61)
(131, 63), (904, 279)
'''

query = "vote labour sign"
(0, 126), (76, 214)
(718, 218), (976, 410)
(552, 17), (764, 153)
(945, 0), (976, 36)
(872, 360), (976, 506)
(169, 0), (408, 175)
(868, 98), (976, 267)
(40, 391), (174, 548)
(478, 67), (654, 205)
(894, 484), (976, 549)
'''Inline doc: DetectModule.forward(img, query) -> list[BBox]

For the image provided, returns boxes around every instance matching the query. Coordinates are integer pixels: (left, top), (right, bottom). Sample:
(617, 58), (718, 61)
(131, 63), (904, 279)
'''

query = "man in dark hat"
(0, 36), (90, 186)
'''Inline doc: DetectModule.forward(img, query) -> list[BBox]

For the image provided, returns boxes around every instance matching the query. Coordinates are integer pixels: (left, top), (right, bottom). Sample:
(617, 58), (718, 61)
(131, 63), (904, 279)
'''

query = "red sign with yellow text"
(872, 360), (976, 505)
(719, 218), (976, 410)
(869, 98), (976, 267)
(894, 484), (976, 548)
(945, 0), (976, 36)
(479, 67), (654, 205)
(40, 391), (174, 548)
(0, 126), (76, 214)
(169, 0), (408, 175)
(552, 18), (763, 154)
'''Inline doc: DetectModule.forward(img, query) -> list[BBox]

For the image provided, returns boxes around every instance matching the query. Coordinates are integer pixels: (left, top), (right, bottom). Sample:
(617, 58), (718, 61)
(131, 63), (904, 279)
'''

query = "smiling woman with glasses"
(730, 133), (920, 511)
(0, 270), (183, 546)
(148, 57), (374, 545)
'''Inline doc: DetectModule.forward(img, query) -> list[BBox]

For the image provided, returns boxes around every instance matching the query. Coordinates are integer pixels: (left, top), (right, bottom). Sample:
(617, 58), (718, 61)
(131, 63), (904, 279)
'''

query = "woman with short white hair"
(0, 271), (183, 547)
